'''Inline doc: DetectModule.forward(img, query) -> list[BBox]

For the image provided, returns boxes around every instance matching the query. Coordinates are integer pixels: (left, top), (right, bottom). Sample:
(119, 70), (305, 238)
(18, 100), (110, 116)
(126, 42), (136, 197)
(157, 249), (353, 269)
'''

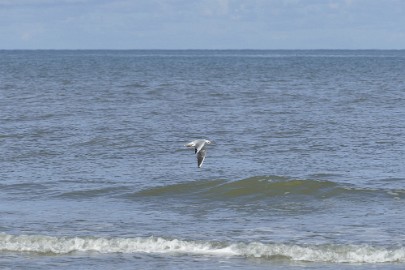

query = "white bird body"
(185, 139), (212, 168)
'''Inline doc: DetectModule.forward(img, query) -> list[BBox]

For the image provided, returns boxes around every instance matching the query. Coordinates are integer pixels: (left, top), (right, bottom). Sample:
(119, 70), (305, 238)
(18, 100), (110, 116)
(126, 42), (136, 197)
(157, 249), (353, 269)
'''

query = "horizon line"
(1, 48), (405, 51)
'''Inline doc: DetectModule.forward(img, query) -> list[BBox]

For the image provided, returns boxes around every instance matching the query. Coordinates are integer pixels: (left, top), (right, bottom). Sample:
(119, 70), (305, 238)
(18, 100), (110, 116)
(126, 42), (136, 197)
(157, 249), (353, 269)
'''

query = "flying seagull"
(185, 139), (212, 168)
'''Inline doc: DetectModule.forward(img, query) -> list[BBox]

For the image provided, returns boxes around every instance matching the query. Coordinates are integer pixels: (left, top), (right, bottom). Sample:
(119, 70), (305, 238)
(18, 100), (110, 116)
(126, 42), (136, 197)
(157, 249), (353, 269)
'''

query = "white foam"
(0, 233), (234, 256)
(1, 233), (404, 263)
(230, 242), (405, 263)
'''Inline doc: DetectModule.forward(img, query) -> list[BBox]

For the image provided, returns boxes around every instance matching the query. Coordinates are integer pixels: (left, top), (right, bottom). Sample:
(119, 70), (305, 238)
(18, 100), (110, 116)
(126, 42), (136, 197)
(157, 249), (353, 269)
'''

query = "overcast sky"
(1, 0), (404, 49)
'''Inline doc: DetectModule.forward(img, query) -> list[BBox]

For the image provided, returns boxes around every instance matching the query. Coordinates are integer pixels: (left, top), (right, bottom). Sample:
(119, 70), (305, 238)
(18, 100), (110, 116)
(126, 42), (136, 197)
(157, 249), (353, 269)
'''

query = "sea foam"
(1, 233), (404, 263)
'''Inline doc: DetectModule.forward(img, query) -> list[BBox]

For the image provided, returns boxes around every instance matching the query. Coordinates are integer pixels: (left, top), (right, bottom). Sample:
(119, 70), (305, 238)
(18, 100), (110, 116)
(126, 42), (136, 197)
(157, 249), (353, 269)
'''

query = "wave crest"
(134, 176), (404, 201)
(136, 176), (336, 198)
(1, 233), (404, 263)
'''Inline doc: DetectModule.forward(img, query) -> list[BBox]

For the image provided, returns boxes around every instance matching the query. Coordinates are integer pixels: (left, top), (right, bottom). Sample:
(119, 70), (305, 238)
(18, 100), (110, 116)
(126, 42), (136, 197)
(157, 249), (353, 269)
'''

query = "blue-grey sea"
(1, 50), (405, 269)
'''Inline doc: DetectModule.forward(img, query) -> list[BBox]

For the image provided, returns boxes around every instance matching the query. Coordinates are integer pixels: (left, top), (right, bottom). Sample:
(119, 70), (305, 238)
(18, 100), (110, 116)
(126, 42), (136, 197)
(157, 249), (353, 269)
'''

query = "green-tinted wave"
(134, 175), (405, 201)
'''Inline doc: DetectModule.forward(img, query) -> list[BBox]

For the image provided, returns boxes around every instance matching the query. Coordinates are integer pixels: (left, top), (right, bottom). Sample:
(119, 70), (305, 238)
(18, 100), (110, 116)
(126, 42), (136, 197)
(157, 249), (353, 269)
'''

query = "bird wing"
(195, 140), (206, 154)
(185, 142), (196, 147)
(197, 149), (206, 168)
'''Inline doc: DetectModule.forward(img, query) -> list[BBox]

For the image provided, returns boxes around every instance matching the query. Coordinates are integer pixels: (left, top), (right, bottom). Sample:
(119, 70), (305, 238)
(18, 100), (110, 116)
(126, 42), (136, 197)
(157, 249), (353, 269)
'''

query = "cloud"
(19, 23), (45, 41)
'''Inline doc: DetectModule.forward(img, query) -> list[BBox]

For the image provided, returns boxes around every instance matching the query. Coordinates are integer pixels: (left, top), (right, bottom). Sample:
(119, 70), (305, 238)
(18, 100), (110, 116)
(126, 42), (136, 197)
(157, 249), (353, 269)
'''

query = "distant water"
(1, 50), (405, 269)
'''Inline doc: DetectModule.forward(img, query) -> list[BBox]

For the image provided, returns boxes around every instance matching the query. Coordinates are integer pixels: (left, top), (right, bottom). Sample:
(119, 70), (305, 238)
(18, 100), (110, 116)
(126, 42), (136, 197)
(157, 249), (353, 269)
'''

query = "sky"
(0, 0), (404, 49)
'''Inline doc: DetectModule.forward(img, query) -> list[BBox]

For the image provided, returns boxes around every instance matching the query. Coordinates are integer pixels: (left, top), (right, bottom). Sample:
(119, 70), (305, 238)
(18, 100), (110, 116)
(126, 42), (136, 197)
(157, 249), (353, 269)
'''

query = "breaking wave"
(1, 233), (404, 263)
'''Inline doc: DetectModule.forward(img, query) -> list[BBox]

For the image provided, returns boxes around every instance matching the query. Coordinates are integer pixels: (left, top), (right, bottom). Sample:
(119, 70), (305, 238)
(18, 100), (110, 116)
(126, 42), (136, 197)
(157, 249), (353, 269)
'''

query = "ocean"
(0, 50), (404, 269)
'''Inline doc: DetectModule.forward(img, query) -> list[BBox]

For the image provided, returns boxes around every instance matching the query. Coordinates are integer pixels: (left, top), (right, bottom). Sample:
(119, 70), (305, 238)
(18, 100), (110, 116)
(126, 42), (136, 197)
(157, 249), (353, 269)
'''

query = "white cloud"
(19, 23), (44, 41)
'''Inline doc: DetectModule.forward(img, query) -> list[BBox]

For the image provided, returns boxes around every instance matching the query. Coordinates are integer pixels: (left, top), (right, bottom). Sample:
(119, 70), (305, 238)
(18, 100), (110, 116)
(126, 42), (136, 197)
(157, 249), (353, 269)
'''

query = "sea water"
(1, 50), (405, 269)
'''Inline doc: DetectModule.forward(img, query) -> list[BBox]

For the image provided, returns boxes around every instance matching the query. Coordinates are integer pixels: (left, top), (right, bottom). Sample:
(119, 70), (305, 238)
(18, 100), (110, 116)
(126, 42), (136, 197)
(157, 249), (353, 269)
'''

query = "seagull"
(185, 139), (212, 168)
